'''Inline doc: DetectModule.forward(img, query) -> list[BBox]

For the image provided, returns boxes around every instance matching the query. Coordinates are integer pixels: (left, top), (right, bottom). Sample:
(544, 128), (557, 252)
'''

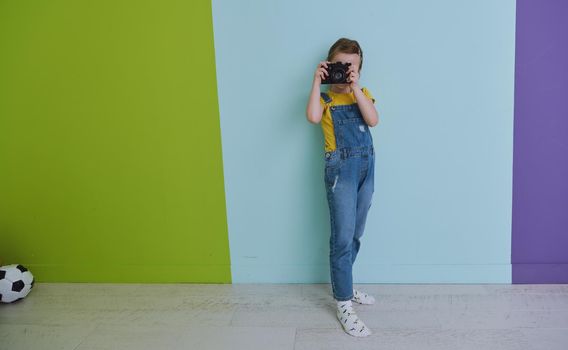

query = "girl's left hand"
(347, 66), (360, 90)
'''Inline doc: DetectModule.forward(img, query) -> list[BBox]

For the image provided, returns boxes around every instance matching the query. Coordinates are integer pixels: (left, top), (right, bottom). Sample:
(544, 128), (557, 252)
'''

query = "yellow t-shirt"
(319, 87), (376, 152)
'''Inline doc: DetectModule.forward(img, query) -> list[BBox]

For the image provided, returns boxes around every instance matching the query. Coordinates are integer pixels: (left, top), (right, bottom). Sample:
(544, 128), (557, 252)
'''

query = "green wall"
(0, 0), (231, 282)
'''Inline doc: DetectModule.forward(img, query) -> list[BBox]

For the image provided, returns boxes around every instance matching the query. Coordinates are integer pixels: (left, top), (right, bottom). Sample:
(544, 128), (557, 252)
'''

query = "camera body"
(321, 61), (351, 84)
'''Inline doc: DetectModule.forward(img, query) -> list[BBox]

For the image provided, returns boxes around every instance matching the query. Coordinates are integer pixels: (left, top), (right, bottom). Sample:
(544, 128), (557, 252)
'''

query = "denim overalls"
(321, 91), (375, 302)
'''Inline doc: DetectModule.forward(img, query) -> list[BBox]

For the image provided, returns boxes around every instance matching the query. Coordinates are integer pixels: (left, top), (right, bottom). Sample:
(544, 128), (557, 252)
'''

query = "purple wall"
(512, 0), (568, 283)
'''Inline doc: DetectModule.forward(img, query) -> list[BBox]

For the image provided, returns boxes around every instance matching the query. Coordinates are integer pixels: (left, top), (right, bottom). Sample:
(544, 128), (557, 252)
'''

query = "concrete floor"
(1, 283), (567, 349)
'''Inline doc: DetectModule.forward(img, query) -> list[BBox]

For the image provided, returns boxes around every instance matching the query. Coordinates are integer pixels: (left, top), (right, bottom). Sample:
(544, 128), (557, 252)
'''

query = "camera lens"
(333, 71), (344, 80)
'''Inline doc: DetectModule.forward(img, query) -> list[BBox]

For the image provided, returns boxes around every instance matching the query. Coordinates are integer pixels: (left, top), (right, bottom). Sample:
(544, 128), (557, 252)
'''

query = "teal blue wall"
(212, 0), (516, 283)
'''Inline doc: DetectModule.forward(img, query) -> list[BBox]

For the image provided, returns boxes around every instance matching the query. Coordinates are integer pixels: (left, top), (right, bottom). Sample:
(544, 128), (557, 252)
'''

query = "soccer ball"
(0, 264), (35, 303)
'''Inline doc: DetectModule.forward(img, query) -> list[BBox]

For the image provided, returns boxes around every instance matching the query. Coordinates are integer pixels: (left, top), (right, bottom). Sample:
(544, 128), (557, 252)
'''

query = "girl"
(306, 38), (379, 337)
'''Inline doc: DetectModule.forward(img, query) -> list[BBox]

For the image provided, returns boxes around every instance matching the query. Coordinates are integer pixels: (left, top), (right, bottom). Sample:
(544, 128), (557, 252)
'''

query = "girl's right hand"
(314, 61), (330, 84)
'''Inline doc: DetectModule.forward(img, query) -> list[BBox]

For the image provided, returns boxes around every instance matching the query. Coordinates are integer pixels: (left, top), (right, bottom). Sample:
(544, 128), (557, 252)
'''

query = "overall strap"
(320, 92), (332, 104)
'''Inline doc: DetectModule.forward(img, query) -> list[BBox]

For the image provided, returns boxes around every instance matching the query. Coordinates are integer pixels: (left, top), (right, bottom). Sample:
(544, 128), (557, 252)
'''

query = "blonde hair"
(326, 37), (363, 72)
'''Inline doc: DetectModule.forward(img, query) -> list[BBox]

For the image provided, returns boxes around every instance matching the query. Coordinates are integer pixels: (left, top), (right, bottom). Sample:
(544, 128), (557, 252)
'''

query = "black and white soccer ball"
(0, 264), (35, 303)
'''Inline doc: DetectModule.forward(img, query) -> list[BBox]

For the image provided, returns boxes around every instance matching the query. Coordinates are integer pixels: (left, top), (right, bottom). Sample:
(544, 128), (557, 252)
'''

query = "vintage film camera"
(321, 61), (352, 84)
